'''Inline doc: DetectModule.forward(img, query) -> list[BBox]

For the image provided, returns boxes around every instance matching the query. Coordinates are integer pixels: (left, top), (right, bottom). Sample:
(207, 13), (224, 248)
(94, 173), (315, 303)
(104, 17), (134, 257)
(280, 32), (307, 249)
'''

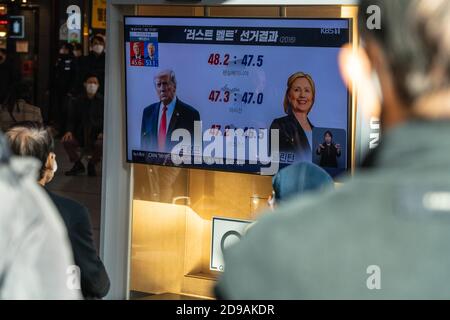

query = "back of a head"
(5, 124), (54, 179)
(272, 162), (334, 203)
(358, 0), (450, 107)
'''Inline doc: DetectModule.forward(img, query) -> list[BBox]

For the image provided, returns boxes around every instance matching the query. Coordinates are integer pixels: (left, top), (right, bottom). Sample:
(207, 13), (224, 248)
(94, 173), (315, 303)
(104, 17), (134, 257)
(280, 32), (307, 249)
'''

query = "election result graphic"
(124, 17), (351, 176)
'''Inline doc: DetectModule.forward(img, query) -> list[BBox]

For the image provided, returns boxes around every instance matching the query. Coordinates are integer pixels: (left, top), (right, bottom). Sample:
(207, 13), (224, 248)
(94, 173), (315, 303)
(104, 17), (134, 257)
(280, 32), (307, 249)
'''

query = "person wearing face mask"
(62, 73), (104, 176)
(316, 130), (341, 168)
(73, 36), (106, 96)
(216, 0), (450, 299)
(5, 123), (110, 299)
(51, 43), (76, 133)
(269, 72), (316, 162)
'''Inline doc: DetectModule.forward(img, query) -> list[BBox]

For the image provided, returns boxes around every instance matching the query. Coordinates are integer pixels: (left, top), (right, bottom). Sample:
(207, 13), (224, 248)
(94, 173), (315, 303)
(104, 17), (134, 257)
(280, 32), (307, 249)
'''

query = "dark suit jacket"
(269, 114), (313, 158)
(141, 98), (200, 152)
(45, 189), (110, 299)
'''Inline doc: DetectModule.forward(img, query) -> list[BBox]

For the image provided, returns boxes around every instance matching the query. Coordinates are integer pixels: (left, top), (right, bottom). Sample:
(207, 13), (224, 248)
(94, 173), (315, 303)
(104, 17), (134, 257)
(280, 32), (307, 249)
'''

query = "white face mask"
(86, 83), (99, 95)
(52, 160), (58, 173)
(92, 45), (104, 55)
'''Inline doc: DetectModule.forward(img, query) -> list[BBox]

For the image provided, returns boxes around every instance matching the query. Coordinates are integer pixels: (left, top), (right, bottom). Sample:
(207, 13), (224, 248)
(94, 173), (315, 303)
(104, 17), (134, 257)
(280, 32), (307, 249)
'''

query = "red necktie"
(158, 105), (167, 151)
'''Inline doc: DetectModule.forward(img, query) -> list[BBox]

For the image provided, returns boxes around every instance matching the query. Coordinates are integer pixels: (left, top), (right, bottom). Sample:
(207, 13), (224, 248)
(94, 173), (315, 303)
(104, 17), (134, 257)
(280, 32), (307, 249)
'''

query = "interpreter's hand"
(61, 132), (73, 142)
(97, 133), (103, 140)
(319, 144), (325, 149)
(336, 144), (341, 150)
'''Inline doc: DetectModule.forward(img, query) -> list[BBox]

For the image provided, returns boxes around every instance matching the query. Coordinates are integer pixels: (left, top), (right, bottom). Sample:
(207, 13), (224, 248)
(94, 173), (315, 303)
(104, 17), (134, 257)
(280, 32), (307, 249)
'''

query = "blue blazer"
(140, 98), (200, 152)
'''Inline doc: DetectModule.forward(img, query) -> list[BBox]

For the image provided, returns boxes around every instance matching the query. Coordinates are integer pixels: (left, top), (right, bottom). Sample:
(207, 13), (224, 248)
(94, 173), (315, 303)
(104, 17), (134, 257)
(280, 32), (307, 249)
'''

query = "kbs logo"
(320, 28), (341, 35)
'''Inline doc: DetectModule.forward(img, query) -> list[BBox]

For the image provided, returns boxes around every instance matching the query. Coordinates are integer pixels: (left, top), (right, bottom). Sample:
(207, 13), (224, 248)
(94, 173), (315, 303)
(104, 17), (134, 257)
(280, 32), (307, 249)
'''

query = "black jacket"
(269, 114), (313, 159)
(73, 52), (105, 95)
(54, 54), (76, 94)
(0, 58), (19, 103)
(316, 143), (341, 168)
(140, 98), (200, 152)
(67, 93), (104, 147)
(45, 188), (110, 299)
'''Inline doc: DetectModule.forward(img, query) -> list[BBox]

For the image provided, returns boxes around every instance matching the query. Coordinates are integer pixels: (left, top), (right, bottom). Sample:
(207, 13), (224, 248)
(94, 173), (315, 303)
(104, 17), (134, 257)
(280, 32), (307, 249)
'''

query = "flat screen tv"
(124, 16), (351, 177)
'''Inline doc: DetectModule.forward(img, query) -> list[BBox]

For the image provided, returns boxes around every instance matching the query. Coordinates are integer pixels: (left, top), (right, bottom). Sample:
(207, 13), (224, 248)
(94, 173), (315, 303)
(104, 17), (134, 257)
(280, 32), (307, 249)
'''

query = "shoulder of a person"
(271, 115), (294, 126)
(22, 101), (40, 112)
(47, 190), (89, 223)
(277, 114), (293, 122)
(74, 93), (91, 103)
(248, 175), (381, 244)
(176, 99), (198, 113)
(143, 102), (159, 114)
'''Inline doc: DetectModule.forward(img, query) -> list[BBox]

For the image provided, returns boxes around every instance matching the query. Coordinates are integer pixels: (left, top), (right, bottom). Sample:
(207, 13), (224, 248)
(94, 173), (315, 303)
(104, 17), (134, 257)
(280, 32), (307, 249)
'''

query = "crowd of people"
(0, 34), (106, 176)
(1, 0), (450, 300)
(0, 35), (109, 299)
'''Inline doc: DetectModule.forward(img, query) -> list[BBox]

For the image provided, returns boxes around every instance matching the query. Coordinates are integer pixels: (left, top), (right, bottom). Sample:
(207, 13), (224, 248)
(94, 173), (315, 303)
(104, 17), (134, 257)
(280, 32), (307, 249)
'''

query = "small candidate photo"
(312, 128), (346, 177)
(130, 42), (144, 66)
(144, 41), (158, 67)
(141, 69), (201, 154)
(270, 72), (316, 163)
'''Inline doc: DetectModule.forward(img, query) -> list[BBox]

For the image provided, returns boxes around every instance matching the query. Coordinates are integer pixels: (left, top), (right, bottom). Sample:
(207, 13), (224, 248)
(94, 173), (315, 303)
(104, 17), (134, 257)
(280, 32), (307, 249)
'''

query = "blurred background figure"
(269, 161), (334, 209)
(72, 42), (84, 60)
(0, 48), (19, 106)
(0, 131), (80, 300)
(216, 0), (450, 299)
(62, 73), (104, 177)
(0, 82), (43, 132)
(72, 35), (106, 97)
(5, 124), (110, 299)
(70, 43), (84, 94)
(50, 42), (76, 135)
(246, 162), (334, 235)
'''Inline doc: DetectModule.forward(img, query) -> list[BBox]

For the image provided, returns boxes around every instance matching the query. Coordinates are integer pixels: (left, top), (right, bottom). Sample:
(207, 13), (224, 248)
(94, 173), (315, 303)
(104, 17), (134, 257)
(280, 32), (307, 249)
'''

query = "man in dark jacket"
(62, 73), (104, 176)
(45, 190), (110, 299)
(5, 123), (110, 299)
(140, 69), (200, 153)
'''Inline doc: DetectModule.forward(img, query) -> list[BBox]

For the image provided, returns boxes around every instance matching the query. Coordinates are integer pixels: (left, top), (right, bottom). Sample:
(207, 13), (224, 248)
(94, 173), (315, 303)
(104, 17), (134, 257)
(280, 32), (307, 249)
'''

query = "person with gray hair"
(216, 0), (450, 299)
(6, 124), (110, 299)
(140, 69), (200, 153)
(0, 130), (80, 299)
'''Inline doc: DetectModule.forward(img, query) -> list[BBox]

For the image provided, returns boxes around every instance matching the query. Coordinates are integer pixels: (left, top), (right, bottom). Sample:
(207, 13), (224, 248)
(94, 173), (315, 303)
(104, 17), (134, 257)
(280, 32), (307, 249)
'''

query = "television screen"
(124, 17), (351, 176)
